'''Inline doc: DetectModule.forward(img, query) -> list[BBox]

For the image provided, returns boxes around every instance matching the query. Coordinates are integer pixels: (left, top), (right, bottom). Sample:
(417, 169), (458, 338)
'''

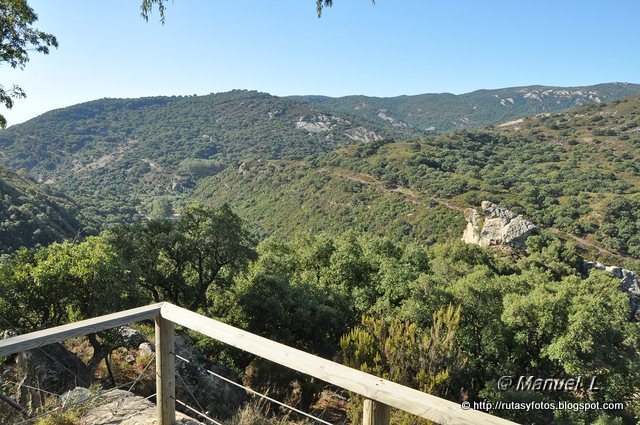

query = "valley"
(1, 84), (640, 425)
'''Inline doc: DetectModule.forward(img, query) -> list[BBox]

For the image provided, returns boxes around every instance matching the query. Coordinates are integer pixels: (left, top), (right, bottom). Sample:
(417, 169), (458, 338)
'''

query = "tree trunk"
(87, 333), (108, 377)
(105, 353), (116, 387)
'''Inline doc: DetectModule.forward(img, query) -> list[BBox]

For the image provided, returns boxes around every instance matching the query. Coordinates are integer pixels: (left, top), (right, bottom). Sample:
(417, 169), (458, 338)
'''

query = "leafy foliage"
(0, 0), (58, 127)
(194, 159), (465, 243)
(107, 204), (256, 310)
(194, 96), (640, 261)
(0, 206), (638, 423)
(341, 306), (465, 395)
(138, 0), (372, 22)
(0, 166), (85, 256)
(1, 85), (638, 228)
(202, 233), (639, 424)
(0, 90), (408, 224)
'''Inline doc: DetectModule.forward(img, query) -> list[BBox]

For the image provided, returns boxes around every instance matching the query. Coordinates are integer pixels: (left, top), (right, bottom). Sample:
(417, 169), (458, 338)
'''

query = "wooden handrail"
(0, 302), (519, 425)
(0, 303), (163, 357)
(161, 303), (516, 425)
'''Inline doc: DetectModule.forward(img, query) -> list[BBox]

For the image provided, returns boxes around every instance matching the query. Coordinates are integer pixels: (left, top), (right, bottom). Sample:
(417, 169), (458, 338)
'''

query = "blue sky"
(2, 0), (639, 126)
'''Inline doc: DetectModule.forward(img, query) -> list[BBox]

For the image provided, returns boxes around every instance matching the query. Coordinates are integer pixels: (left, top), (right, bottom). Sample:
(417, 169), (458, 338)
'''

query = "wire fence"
(174, 353), (334, 425)
(176, 399), (223, 425)
(6, 353), (156, 425)
(1, 316), (338, 425)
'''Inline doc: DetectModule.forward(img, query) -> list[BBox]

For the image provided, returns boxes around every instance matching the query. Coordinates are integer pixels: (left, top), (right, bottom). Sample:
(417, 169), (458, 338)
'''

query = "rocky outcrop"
(295, 114), (350, 133)
(460, 203), (640, 321)
(174, 334), (248, 419)
(115, 326), (248, 420)
(462, 201), (539, 249)
(61, 387), (202, 424)
(344, 126), (381, 143)
(583, 261), (640, 321)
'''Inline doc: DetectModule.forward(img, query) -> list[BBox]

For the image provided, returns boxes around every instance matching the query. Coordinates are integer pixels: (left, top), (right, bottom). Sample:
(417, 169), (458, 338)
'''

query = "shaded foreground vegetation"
(1, 205), (638, 424)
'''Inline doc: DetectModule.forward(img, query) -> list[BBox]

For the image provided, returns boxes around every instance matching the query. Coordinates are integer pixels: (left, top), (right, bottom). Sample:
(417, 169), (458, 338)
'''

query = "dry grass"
(227, 398), (315, 425)
(33, 410), (82, 425)
(63, 336), (156, 396)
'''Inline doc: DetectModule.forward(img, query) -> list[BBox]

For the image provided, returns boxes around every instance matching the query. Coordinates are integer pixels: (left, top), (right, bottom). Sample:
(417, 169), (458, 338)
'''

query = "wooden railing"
(0, 302), (517, 425)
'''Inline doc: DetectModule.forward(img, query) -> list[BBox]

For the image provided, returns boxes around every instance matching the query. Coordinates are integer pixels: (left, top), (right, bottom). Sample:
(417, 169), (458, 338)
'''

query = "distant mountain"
(0, 90), (411, 224)
(293, 82), (640, 133)
(0, 83), (638, 225)
(0, 167), (85, 255)
(194, 94), (640, 263)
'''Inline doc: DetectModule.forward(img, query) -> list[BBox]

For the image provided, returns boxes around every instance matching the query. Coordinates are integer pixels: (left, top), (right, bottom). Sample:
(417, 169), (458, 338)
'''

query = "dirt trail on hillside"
(333, 169), (625, 261)
(333, 170), (464, 212)
(548, 228), (621, 260)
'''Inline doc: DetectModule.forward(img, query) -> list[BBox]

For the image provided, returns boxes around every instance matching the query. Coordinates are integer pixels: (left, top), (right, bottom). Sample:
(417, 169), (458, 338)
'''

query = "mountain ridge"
(193, 94), (640, 265)
(0, 82), (638, 229)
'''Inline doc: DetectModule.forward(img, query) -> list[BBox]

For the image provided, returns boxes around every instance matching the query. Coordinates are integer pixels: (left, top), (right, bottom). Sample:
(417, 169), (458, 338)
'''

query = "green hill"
(294, 82), (640, 133)
(0, 167), (85, 255)
(194, 95), (640, 264)
(192, 158), (465, 243)
(0, 90), (412, 224)
(0, 83), (637, 225)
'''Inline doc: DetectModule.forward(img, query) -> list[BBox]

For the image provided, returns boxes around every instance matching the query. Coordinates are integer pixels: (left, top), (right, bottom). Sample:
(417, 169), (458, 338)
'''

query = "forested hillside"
(0, 167), (85, 255)
(0, 90), (410, 224)
(195, 95), (640, 265)
(295, 82), (640, 133)
(1, 91), (640, 424)
(0, 83), (637, 225)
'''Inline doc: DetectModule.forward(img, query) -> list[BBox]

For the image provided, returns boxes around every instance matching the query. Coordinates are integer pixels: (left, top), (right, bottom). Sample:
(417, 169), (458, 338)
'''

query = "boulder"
(462, 201), (539, 249)
(61, 387), (202, 424)
(116, 326), (148, 349)
(174, 334), (248, 419)
(115, 326), (248, 419)
(583, 260), (640, 320)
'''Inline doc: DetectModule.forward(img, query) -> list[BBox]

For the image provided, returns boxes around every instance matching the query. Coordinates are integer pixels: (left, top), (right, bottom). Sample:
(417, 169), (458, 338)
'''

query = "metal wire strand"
(2, 382), (60, 398)
(175, 353), (334, 425)
(176, 398), (222, 425)
(176, 368), (208, 418)
(14, 353), (156, 425)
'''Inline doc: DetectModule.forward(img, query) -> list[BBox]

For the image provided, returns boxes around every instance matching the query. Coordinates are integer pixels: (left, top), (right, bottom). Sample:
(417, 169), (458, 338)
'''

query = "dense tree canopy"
(108, 203), (256, 310)
(0, 202), (638, 423)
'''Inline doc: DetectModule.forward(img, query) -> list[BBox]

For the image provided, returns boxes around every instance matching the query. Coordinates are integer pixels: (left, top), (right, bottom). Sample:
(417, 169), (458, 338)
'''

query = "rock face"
(61, 387), (202, 424)
(583, 261), (640, 321)
(174, 334), (248, 419)
(115, 326), (248, 419)
(462, 201), (539, 249)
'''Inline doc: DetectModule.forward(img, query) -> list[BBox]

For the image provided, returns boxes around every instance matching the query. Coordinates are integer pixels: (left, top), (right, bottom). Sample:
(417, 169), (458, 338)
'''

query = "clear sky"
(2, 0), (639, 126)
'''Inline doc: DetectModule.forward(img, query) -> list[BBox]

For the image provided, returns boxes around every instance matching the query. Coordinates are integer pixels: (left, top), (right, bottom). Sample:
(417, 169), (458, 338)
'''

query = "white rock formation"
(462, 201), (539, 249)
(61, 387), (202, 424)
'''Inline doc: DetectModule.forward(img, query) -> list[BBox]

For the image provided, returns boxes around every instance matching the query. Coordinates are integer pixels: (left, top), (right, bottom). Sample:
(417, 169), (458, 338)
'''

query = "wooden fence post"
(363, 398), (390, 425)
(156, 315), (175, 425)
